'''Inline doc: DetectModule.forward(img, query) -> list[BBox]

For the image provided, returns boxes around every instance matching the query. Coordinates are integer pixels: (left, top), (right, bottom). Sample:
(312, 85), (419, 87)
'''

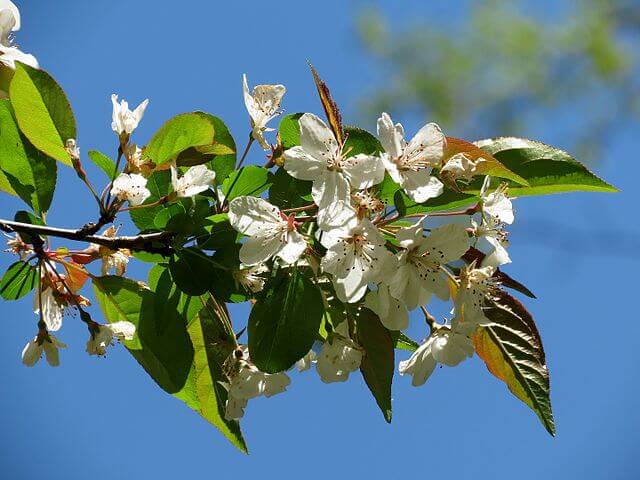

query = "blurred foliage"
(356, 0), (640, 162)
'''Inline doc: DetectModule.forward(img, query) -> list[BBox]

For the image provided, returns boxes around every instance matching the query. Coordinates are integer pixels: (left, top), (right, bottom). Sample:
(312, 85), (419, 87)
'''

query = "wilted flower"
(316, 322), (363, 383)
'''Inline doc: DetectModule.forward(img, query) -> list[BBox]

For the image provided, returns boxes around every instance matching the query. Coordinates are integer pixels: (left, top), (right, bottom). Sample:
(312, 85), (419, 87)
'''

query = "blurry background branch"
(355, 0), (640, 163)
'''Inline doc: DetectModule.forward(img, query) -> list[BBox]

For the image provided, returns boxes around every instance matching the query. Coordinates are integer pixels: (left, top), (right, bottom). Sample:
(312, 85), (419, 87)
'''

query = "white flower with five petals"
(377, 112), (445, 203)
(389, 221), (469, 310)
(228, 196), (307, 266)
(243, 74), (286, 150)
(111, 94), (149, 136)
(320, 218), (396, 303)
(170, 164), (216, 198)
(284, 113), (384, 228)
(111, 173), (151, 206)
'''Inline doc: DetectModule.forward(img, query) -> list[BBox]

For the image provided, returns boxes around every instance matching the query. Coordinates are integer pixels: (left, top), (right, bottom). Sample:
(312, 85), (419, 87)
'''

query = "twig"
(0, 219), (174, 255)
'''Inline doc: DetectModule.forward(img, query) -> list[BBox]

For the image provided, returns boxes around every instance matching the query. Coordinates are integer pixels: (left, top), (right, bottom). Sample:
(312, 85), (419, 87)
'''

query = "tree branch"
(0, 219), (175, 255)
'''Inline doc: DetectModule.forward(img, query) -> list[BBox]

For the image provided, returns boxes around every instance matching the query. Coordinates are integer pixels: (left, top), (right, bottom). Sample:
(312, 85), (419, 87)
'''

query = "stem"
(420, 306), (437, 331)
(282, 204), (317, 214)
(236, 134), (254, 170)
(0, 219), (174, 255)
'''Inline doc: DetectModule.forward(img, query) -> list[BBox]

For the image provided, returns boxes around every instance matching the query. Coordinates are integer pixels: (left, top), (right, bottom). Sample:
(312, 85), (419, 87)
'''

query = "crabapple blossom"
(455, 263), (499, 326)
(243, 74), (286, 150)
(86, 321), (136, 357)
(389, 221), (470, 310)
(364, 284), (409, 331)
(320, 218), (396, 303)
(440, 153), (480, 184)
(480, 176), (514, 225)
(111, 94), (149, 136)
(472, 216), (511, 268)
(316, 322), (363, 383)
(228, 196), (307, 266)
(21, 333), (66, 367)
(377, 112), (444, 203)
(284, 113), (384, 225)
(111, 173), (151, 206)
(170, 164), (216, 198)
(233, 264), (269, 293)
(34, 286), (64, 332)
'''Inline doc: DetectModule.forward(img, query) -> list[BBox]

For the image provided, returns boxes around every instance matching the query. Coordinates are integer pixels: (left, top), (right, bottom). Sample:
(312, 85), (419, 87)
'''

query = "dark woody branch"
(0, 219), (175, 255)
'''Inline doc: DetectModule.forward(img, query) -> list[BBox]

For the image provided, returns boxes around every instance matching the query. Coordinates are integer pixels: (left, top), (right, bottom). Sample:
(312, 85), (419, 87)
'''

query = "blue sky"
(1, 1), (638, 479)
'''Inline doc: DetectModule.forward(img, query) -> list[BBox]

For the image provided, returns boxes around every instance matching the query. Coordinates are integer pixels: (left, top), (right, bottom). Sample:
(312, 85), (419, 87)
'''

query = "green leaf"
(129, 170), (171, 231)
(343, 126), (383, 157)
(0, 261), (38, 300)
(178, 307), (247, 452)
(169, 248), (217, 296)
(87, 150), (117, 180)
(93, 276), (194, 394)
(279, 113), (304, 149)
(391, 331), (419, 352)
(148, 265), (204, 328)
(9, 63), (75, 165)
(222, 165), (272, 201)
(473, 137), (617, 195)
(198, 213), (240, 251)
(356, 308), (394, 423)
(145, 113), (216, 166)
(0, 100), (57, 214)
(13, 210), (44, 244)
(268, 167), (312, 210)
(393, 188), (477, 217)
(204, 114), (237, 183)
(248, 270), (324, 373)
(474, 291), (555, 436)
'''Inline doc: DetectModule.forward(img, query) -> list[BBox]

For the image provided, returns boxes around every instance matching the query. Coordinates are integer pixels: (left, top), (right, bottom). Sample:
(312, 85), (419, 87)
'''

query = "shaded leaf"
(169, 247), (216, 296)
(474, 291), (555, 435)
(356, 307), (394, 423)
(0, 261), (38, 300)
(248, 270), (324, 373)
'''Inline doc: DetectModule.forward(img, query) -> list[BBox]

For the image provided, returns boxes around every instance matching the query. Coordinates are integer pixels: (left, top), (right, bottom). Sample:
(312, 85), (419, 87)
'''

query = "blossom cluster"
(219, 75), (517, 420)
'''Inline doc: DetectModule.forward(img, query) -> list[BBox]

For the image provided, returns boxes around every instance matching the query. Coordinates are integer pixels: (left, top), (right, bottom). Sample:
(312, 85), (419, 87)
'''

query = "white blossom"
(398, 336), (437, 386)
(377, 112), (445, 203)
(0, 0), (19, 45)
(170, 164), (216, 198)
(364, 284), (409, 331)
(320, 218), (396, 303)
(316, 322), (363, 383)
(480, 176), (514, 225)
(472, 216), (511, 268)
(284, 113), (384, 227)
(228, 196), (307, 266)
(234, 264), (269, 293)
(455, 263), (498, 326)
(296, 349), (317, 372)
(34, 287), (64, 332)
(0, 44), (38, 69)
(21, 334), (66, 367)
(243, 74), (286, 150)
(111, 94), (148, 136)
(111, 173), (151, 206)
(440, 153), (480, 184)
(389, 221), (469, 310)
(224, 347), (291, 421)
(86, 321), (136, 357)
